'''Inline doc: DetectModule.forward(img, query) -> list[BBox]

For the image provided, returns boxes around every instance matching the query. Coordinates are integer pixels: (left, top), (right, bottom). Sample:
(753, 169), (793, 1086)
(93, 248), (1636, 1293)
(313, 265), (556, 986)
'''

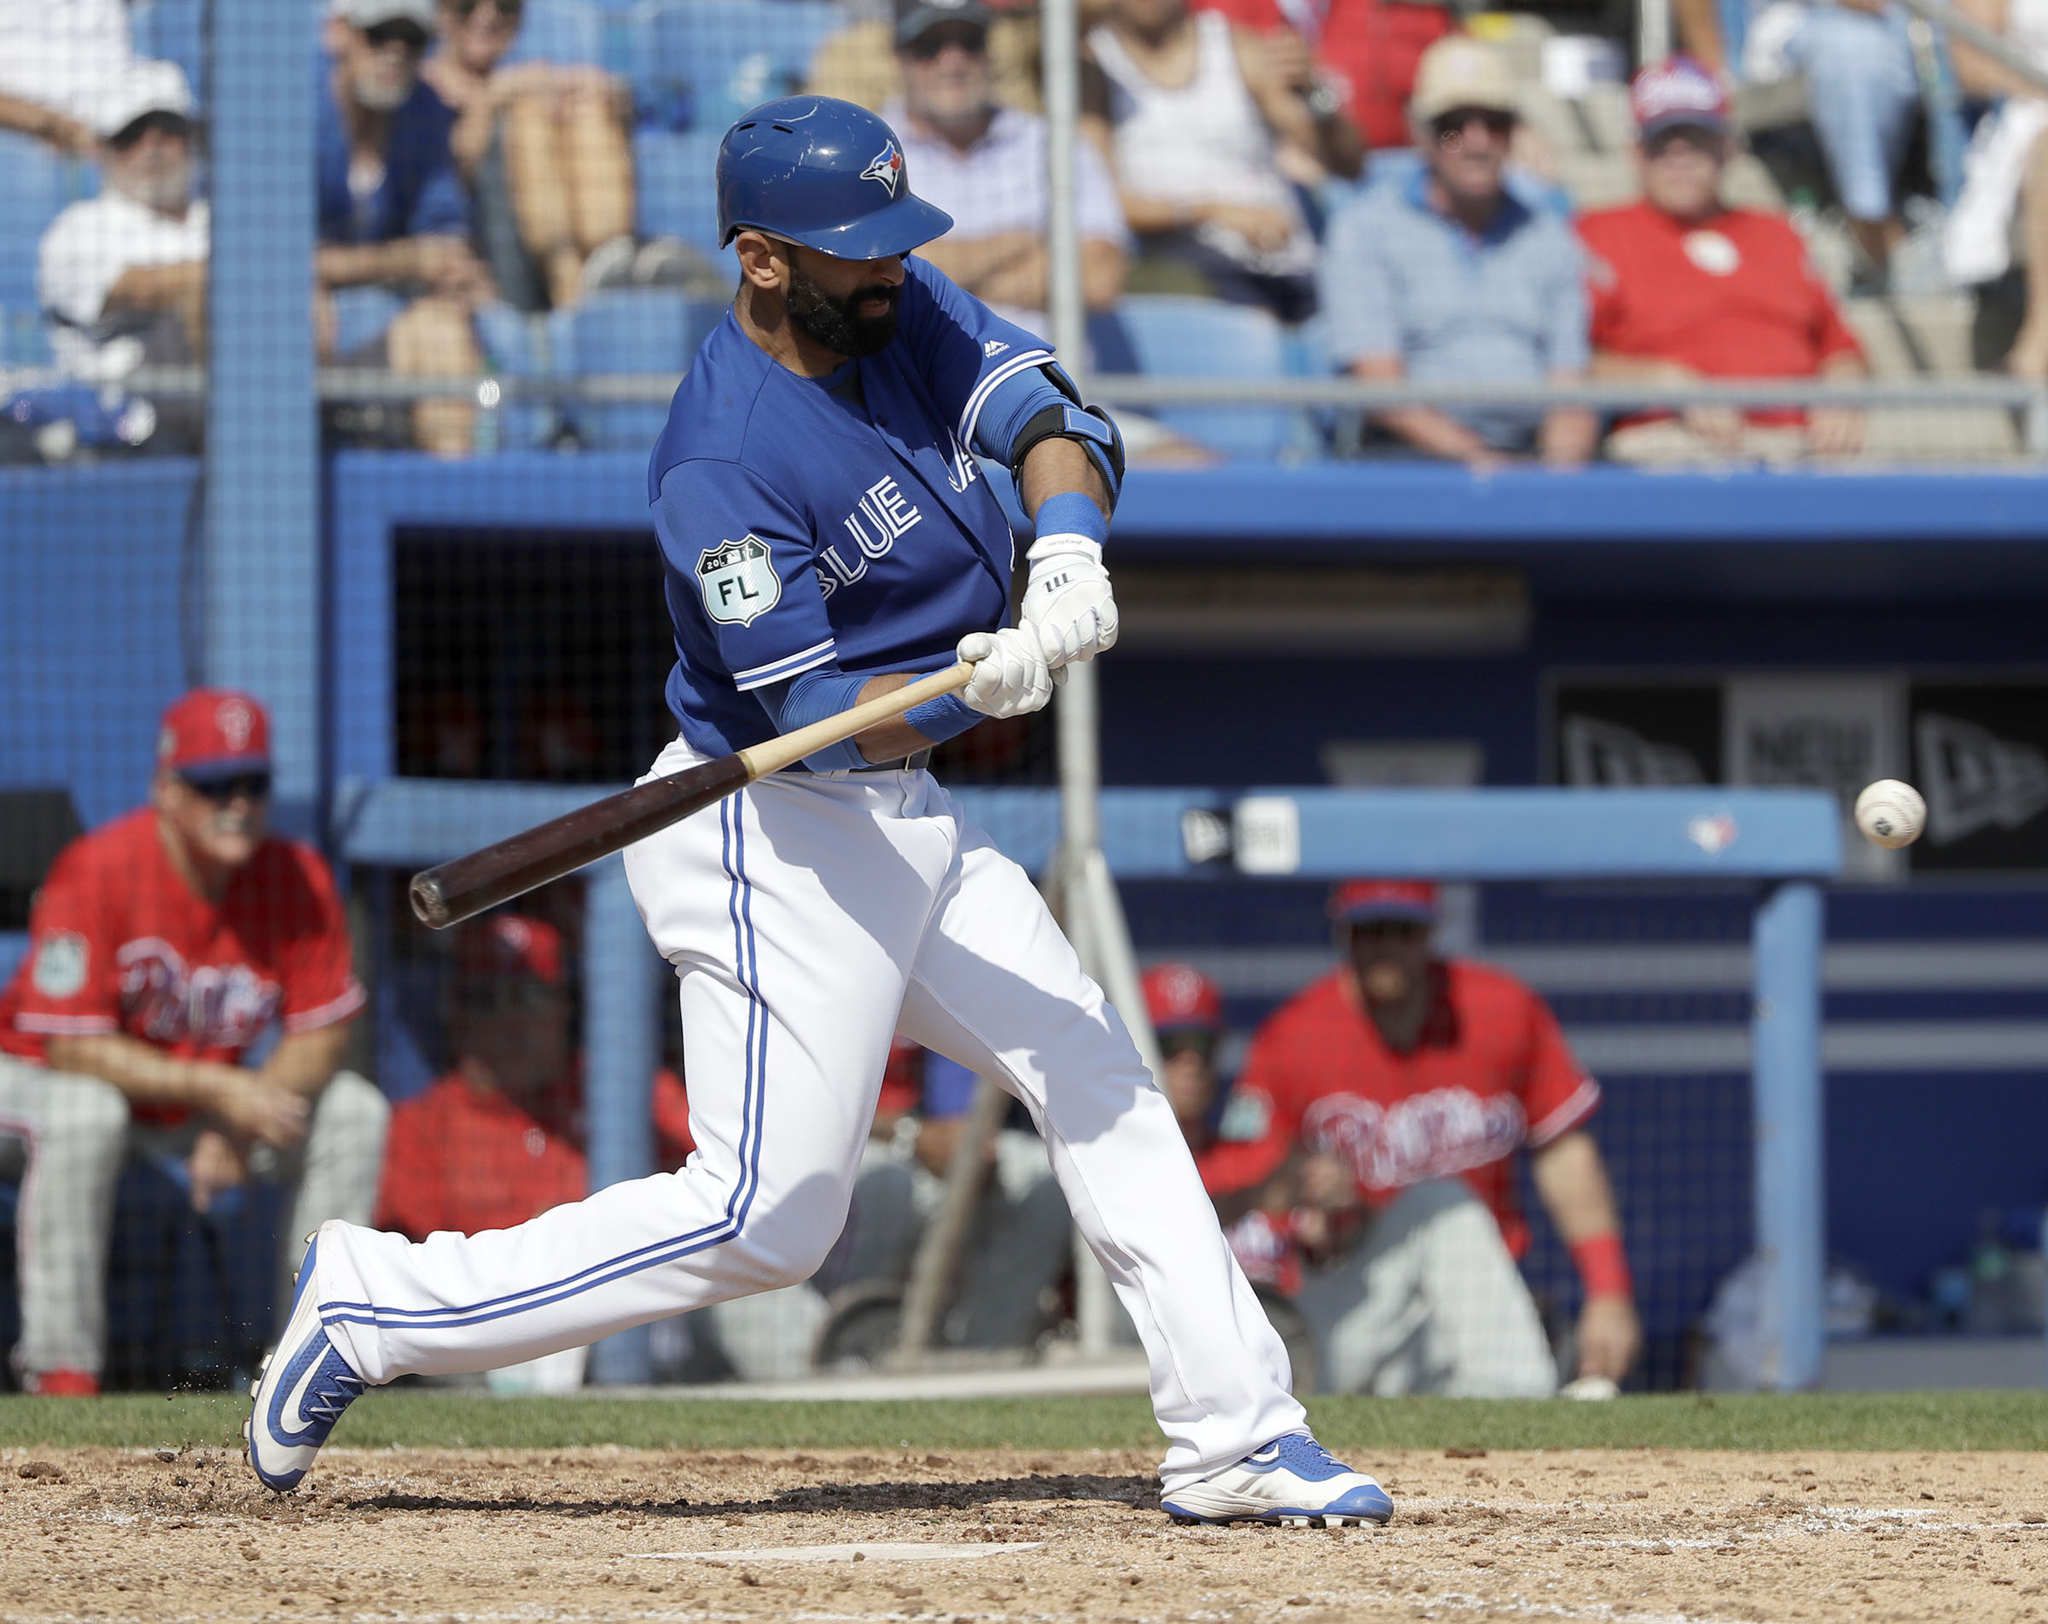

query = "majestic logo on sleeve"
(860, 141), (904, 197)
(697, 535), (782, 628)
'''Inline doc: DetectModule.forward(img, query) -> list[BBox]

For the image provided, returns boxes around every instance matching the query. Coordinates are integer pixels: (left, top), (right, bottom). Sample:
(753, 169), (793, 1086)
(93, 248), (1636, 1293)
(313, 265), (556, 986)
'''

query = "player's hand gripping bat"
(408, 661), (973, 930)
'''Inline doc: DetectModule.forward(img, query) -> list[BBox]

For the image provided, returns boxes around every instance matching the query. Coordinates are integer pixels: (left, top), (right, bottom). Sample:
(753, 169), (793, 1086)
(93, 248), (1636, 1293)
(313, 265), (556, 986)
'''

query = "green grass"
(2, 1391), (2046, 1455)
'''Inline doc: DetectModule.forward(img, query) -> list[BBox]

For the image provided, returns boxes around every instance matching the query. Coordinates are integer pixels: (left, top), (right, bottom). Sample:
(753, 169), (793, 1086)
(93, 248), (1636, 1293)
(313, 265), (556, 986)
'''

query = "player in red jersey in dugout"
(1212, 880), (1640, 1396)
(0, 690), (387, 1395)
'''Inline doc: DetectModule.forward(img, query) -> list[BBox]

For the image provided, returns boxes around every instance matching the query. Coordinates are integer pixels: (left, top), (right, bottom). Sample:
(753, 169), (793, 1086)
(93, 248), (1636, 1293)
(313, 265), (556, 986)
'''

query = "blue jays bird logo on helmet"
(860, 141), (904, 197)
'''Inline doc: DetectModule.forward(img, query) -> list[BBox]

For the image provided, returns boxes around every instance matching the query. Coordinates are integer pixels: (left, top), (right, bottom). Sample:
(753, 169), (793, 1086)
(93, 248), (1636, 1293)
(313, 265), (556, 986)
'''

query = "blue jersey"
(647, 258), (1052, 759)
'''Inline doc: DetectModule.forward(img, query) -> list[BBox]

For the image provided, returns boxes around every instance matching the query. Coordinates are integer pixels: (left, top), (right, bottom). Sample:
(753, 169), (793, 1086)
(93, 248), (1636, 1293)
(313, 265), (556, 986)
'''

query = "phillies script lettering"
(116, 940), (281, 1048)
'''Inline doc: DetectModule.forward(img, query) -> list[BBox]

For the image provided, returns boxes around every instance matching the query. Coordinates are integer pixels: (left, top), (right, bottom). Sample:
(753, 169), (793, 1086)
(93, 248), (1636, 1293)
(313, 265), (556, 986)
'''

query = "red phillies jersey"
(1223, 960), (1598, 1257)
(0, 809), (364, 1123)
(374, 1066), (694, 1240)
(1192, 0), (1454, 149)
(1578, 200), (1862, 425)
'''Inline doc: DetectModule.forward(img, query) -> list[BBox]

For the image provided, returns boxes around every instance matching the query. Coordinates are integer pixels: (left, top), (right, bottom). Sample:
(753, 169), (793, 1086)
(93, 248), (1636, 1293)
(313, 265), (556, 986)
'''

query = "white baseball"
(1854, 779), (1926, 849)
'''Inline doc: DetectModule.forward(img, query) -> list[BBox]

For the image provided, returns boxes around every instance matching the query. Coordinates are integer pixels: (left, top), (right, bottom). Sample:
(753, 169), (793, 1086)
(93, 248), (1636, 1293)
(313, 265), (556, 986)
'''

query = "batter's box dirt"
(0, 1446), (2042, 1623)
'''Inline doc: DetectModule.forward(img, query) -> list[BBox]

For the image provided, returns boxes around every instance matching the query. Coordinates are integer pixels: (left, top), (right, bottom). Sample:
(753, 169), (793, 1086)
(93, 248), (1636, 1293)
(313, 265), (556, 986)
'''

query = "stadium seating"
(628, 0), (842, 130)
(631, 128), (727, 260)
(1110, 296), (1305, 461)
(503, 0), (605, 67)
(0, 135), (74, 315)
(547, 288), (725, 448)
(473, 302), (562, 452)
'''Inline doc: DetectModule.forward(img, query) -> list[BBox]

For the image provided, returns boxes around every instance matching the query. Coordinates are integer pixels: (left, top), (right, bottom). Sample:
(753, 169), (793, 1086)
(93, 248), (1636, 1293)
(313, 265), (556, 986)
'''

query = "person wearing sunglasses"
(1579, 57), (1868, 465)
(886, 0), (1130, 338)
(0, 690), (388, 1396)
(35, 62), (208, 437)
(1319, 36), (1597, 469)
(317, 0), (492, 455)
(424, 0), (673, 313)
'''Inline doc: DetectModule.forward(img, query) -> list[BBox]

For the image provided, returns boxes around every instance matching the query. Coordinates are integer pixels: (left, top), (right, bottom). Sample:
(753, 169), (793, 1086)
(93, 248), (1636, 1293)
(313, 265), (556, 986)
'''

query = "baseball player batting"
(246, 95), (1391, 1529)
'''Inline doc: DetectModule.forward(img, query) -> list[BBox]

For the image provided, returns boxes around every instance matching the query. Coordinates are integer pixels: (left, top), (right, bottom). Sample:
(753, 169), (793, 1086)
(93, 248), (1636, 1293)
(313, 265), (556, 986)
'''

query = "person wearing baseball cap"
(1318, 36), (1597, 469)
(0, 689), (386, 1396)
(317, 0), (491, 454)
(1578, 57), (1868, 466)
(885, 0), (1130, 337)
(34, 62), (209, 413)
(1203, 876), (1640, 1397)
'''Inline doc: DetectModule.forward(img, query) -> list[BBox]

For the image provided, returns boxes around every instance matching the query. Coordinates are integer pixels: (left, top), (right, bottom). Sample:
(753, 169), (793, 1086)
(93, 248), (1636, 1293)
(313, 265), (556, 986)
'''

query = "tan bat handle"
(737, 660), (973, 777)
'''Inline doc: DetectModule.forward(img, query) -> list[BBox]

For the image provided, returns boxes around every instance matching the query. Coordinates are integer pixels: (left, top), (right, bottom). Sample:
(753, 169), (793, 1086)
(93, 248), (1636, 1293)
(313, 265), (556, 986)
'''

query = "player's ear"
(732, 231), (789, 294)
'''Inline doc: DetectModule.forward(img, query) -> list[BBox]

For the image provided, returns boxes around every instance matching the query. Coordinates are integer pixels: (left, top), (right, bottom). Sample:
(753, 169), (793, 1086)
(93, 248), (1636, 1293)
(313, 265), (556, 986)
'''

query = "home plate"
(633, 1542), (1043, 1565)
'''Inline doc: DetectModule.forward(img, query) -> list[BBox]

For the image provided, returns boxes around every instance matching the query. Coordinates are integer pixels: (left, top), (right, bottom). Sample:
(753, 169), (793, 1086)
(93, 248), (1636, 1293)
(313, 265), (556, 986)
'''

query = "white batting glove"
(1021, 535), (1118, 671)
(957, 628), (1053, 719)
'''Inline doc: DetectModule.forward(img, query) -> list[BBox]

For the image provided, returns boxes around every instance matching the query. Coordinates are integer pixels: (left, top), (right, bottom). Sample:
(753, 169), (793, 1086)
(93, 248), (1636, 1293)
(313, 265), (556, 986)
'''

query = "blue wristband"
(1036, 490), (1108, 546)
(904, 691), (980, 744)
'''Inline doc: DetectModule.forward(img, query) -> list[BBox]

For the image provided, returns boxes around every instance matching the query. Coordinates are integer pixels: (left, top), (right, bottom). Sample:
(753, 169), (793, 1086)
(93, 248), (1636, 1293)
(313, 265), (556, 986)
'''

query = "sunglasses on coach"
(179, 771), (273, 803)
(904, 22), (988, 58)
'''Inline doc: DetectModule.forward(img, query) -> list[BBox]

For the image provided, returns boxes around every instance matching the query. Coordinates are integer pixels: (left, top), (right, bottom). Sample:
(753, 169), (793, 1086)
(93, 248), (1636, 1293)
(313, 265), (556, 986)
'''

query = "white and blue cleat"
(1162, 1433), (1394, 1528)
(244, 1228), (366, 1492)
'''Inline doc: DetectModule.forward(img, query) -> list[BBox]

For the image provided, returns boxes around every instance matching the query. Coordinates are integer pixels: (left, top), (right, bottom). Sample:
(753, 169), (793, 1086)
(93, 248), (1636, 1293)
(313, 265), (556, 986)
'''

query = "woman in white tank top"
(1087, 0), (1325, 322)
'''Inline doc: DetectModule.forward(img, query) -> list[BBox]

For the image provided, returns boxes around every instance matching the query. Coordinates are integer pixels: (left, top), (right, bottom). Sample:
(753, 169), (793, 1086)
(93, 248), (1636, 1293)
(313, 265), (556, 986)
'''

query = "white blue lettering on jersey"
(647, 258), (1052, 759)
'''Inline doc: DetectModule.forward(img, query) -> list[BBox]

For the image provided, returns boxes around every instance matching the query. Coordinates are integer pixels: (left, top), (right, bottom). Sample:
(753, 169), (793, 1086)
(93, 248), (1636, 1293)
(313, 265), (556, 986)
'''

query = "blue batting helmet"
(716, 96), (954, 260)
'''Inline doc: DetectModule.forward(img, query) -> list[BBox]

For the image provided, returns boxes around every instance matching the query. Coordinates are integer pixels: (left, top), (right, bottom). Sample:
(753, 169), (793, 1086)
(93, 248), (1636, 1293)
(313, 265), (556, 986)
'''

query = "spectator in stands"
(1192, 0), (1451, 156)
(809, 0), (1046, 124)
(1320, 37), (1596, 466)
(1087, 0), (1348, 321)
(888, 0), (1129, 335)
(318, 0), (491, 455)
(1579, 58), (1868, 463)
(1211, 881), (1639, 1397)
(423, 0), (672, 312)
(373, 912), (695, 1244)
(36, 63), (207, 421)
(1673, 0), (1918, 281)
(0, 0), (132, 154)
(1944, 0), (2048, 375)
(0, 689), (388, 1396)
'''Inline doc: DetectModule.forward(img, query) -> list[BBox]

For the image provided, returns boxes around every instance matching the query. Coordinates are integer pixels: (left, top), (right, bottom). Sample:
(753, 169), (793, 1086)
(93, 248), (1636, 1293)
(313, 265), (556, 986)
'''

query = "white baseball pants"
(315, 745), (1305, 1489)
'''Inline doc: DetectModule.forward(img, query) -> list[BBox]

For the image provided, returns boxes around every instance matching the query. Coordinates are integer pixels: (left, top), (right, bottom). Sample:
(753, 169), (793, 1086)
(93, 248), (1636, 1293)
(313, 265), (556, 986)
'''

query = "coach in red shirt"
(1578, 57), (1867, 464)
(0, 690), (388, 1395)
(375, 912), (695, 1241)
(1218, 880), (1638, 1395)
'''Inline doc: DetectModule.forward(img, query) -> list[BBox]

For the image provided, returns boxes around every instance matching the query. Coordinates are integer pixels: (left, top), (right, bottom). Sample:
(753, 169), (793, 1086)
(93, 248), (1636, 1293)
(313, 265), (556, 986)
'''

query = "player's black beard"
(786, 269), (900, 359)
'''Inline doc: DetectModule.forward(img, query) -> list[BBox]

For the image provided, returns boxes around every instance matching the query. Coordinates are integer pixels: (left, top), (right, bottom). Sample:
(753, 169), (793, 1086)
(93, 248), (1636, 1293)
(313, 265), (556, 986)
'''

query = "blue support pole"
(583, 857), (658, 1384)
(1751, 879), (1826, 1389)
(204, 0), (321, 830)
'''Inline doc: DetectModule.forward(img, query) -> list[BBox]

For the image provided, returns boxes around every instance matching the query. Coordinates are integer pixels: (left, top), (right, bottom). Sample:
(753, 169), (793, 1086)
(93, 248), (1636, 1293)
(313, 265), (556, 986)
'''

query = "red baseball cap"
(157, 688), (271, 784)
(1330, 879), (1440, 925)
(1143, 963), (1223, 1032)
(456, 913), (567, 986)
(1630, 56), (1730, 141)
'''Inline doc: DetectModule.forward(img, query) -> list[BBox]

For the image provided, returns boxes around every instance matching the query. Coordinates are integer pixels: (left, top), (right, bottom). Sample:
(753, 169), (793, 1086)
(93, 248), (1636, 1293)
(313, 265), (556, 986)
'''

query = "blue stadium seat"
(1109, 295), (1303, 461)
(632, 128), (727, 259)
(0, 135), (73, 311)
(504, 0), (604, 66)
(548, 288), (724, 448)
(130, 0), (207, 96)
(629, 0), (841, 130)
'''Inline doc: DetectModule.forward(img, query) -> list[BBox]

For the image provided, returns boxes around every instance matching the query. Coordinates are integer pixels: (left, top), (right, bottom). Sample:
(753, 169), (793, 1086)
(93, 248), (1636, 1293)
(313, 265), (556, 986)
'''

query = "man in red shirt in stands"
(1578, 57), (1868, 464)
(1217, 881), (1639, 1396)
(373, 911), (695, 1242)
(0, 690), (388, 1395)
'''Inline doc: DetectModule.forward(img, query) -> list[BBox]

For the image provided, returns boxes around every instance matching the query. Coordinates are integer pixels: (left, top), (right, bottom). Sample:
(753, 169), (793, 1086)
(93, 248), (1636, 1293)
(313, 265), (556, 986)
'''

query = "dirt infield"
(1, 1444), (2043, 1623)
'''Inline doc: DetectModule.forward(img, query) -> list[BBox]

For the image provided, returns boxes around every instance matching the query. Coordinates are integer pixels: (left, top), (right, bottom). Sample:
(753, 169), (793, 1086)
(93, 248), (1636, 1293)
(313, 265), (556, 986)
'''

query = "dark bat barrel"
(407, 753), (750, 929)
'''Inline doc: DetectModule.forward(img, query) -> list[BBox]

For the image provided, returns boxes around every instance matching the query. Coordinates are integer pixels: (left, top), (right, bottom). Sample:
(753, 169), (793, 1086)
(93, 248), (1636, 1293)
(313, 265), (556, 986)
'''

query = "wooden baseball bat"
(408, 661), (973, 930)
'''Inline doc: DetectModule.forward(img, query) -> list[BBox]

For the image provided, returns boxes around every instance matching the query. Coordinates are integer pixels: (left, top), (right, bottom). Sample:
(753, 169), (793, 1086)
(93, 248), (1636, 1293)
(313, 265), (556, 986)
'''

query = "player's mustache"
(846, 284), (900, 312)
